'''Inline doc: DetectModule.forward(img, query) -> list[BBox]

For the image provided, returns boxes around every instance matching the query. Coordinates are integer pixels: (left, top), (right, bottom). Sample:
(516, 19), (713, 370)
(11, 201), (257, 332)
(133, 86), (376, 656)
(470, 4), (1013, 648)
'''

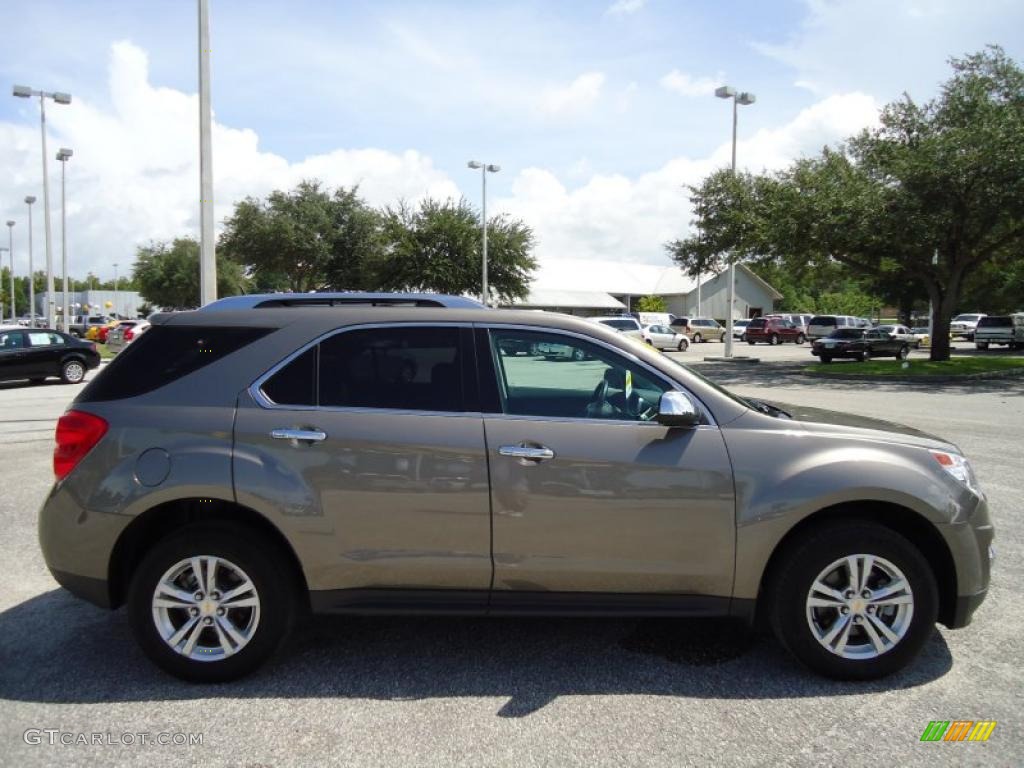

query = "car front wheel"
(796, 333), (806, 345)
(677, 339), (688, 351)
(896, 345), (910, 360)
(769, 334), (780, 345)
(127, 523), (297, 682)
(692, 333), (702, 344)
(860, 349), (871, 362)
(768, 521), (938, 679)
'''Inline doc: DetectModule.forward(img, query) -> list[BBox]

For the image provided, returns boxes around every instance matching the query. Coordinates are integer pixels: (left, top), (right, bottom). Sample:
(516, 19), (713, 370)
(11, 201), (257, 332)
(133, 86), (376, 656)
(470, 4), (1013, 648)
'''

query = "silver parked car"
(641, 323), (689, 351)
(39, 293), (993, 683)
(105, 319), (150, 354)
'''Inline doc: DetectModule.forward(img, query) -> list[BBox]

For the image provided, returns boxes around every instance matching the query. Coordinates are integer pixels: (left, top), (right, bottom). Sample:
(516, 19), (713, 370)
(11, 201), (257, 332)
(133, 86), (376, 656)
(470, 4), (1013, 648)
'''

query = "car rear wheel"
(127, 523), (297, 682)
(859, 349), (871, 362)
(975, 342), (989, 350)
(693, 333), (702, 343)
(677, 339), (688, 351)
(769, 333), (780, 346)
(60, 359), (87, 384)
(896, 345), (910, 360)
(820, 355), (833, 364)
(768, 520), (938, 679)
(796, 333), (806, 345)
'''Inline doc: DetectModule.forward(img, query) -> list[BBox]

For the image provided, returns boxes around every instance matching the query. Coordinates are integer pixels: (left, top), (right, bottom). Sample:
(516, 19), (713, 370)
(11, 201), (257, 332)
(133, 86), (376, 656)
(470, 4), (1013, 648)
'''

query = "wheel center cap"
(200, 599), (216, 615)
(850, 598), (866, 614)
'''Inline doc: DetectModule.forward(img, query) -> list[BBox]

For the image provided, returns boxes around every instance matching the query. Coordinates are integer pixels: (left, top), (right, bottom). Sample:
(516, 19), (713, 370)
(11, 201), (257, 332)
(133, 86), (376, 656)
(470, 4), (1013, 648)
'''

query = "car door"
(23, 331), (65, 376)
(233, 323), (492, 601)
(0, 330), (29, 380)
(478, 326), (736, 599)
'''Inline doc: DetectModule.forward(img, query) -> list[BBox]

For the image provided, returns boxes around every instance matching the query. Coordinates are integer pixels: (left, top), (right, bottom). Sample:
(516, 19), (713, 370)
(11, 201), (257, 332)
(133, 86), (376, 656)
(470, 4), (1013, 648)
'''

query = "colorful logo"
(920, 721), (997, 742)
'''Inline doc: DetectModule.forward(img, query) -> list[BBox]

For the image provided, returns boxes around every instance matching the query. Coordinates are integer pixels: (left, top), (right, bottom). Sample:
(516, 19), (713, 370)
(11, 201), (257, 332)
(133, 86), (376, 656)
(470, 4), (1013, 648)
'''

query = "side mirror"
(656, 391), (701, 428)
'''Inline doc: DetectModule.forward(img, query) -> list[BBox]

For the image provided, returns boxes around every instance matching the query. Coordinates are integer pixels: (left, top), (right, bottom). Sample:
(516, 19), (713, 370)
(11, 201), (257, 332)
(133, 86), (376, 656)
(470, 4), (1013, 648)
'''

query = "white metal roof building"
(506, 258), (782, 320)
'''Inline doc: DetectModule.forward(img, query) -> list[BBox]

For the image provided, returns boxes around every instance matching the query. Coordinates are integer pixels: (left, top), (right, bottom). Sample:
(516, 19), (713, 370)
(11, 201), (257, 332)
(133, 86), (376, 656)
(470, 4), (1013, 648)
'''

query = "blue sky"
(2, 0), (1022, 279)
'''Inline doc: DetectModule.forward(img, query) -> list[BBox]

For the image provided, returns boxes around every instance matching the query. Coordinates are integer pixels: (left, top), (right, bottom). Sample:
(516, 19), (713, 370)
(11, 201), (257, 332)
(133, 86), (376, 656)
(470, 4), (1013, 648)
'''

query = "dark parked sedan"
(0, 328), (101, 384)
(811, 328), (911, 363)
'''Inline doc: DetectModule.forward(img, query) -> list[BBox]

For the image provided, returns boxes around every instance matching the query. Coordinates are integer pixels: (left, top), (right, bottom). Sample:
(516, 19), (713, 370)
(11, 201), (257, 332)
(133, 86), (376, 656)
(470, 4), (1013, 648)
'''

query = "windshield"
(829, 329), (865, 339)
(954, 314), (981, 322)
(600, 319), (638, 331)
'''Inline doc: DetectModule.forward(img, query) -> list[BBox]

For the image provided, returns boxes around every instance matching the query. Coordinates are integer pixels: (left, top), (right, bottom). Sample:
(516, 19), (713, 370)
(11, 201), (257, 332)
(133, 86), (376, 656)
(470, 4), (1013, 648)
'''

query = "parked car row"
(0, 326), (101, 384)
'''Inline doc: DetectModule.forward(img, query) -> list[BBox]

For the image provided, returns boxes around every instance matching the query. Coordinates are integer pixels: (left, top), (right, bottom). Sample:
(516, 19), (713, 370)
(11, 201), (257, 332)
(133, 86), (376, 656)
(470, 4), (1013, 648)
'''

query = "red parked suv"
(745, 316), (806, 345)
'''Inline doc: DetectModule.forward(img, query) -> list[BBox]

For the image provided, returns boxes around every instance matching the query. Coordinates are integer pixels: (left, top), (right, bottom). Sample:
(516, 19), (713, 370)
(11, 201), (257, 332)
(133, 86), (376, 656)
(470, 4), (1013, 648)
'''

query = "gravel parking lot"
(0, 363), (1020, 767)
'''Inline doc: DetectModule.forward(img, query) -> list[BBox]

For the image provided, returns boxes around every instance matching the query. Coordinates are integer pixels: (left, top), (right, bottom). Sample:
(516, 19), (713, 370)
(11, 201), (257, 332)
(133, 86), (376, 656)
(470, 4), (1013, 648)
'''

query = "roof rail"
(196, 292), (486, 312)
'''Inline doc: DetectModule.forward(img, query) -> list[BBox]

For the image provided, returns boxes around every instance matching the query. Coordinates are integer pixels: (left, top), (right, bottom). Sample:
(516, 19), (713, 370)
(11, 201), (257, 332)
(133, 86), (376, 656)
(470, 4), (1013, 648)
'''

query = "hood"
(763, 402), (956, 451)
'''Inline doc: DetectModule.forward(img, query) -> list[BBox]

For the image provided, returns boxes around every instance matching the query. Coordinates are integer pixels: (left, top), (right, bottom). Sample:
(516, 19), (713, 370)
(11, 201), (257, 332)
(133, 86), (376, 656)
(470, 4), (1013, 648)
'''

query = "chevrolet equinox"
(38, 294), (993, 682)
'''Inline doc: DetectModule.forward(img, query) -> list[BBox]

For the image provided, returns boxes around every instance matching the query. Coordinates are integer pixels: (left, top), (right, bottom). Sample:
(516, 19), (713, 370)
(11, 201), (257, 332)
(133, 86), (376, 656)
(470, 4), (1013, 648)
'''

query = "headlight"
(929, 450), (981, 494)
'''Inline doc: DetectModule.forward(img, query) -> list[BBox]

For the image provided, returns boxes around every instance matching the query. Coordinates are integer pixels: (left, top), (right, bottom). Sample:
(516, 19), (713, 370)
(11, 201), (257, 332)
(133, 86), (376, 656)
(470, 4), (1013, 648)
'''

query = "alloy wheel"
(805, 554), (914, 660)
(151, 556), (261, 662)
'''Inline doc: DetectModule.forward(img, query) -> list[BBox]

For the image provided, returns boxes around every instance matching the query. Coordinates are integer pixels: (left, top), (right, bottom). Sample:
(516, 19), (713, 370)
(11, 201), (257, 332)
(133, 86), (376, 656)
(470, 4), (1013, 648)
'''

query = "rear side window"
(748, 318), (766, 329)
(810, 316), (836, 327)
(78, 326), (271, 402)
(978, 316), (1011, 327)
(318, 326), (464, 412)
(261, 347), (317, 406)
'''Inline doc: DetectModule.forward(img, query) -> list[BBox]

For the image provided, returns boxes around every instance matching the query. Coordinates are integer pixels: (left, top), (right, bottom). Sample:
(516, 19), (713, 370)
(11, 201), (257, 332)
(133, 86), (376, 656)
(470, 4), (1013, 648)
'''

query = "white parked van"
(807, 315), (861, 340)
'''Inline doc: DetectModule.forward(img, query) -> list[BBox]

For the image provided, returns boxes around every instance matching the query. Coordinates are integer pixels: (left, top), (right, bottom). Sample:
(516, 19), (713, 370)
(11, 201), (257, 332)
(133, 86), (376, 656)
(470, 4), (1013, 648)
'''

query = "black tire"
(677, 339), (688, 352)
(572, 348), (586, 361)
(820, 355), (832, 364)
(896, 345), (909, 360)
(747, 339), (756, 346)
(768, 520), (938, 680)
(693, 333), (702, 344)
(645, 338), (654, 346)
(127, 523), (297, 682)
(796, 333), (806, 345)
(975, 342), (988, 350)
(60, 359), (87, 384)
(860, 349), (871, 362)
(769, 333), (780, 346)
(739, 333), (747, 342)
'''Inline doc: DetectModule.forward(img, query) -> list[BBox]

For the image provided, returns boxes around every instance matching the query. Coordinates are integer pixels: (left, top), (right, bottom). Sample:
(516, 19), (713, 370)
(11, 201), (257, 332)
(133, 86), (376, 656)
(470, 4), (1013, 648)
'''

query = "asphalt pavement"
(0, 360), (1020, 767)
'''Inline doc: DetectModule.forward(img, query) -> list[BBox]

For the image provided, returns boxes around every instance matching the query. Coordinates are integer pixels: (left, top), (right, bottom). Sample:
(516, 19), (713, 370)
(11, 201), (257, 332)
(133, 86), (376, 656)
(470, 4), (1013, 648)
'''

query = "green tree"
(378, 198), (537, 302)
(133, 237), (247, 309)
(666, 48), (1024, 360)
(636, 295), (667, 312)
(219, 180), (383, 293)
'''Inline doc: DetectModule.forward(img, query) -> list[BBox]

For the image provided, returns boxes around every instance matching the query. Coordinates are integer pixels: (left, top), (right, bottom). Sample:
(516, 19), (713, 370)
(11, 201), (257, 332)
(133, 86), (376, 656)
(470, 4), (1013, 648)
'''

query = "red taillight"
(123, 328), (134, 341)
(54, 410), (108, 480)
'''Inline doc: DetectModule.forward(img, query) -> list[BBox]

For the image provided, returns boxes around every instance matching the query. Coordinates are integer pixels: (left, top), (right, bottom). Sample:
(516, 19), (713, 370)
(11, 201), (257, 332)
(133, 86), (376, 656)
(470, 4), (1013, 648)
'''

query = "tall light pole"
(198, 0), (217, 306)
(57, 148), (73, 330)
(13, 85), (72, 329)
(714, 85), (755, 358)
(0, 246), (7, 320)
(5, 221), (14, 322)
(467, 161), (500, 306)
(112, 262), (119, 318)
(24, 196), (36, 326)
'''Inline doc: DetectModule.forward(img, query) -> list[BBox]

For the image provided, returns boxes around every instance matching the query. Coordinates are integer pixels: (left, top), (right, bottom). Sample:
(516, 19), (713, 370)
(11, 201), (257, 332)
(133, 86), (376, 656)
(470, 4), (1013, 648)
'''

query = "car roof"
(197, 292), (484, 312)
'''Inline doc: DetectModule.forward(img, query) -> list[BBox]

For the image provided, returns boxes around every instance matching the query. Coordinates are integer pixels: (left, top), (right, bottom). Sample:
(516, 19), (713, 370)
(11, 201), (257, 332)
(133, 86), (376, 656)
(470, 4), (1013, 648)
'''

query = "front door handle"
(498, 444), (555, 461)
(271, 428), (327, 443)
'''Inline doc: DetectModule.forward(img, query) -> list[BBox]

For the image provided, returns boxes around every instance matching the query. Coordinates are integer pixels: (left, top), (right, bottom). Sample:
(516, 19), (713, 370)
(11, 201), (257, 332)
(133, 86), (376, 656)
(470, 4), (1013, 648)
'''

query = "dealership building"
(504, 258), (782, 320)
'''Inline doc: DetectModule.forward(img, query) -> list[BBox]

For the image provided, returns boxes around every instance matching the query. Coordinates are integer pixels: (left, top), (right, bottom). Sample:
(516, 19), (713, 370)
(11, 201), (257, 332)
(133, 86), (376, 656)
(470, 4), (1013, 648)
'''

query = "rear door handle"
(271, 428), (327, 443)
(498, 444), (555, 461)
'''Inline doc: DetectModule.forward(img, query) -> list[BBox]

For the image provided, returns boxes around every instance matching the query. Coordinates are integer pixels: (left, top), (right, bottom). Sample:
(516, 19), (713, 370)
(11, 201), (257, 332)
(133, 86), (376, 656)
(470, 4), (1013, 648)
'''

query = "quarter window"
(261, 347), (317, 406)
(488, 329), (668, 421)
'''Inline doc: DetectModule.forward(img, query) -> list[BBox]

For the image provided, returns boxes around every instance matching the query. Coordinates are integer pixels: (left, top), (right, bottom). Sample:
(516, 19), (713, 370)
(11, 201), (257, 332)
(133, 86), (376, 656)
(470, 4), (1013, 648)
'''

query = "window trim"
(250, 322), (477, 416)
(476, 324), (717, 427)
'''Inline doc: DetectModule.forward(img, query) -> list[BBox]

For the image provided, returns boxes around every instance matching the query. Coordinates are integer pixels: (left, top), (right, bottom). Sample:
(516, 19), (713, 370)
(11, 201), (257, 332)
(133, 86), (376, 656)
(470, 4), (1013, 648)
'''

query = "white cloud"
(606, 0), (646, 16)
(0, 41), (881, 289)
(538, 72), (607, 116)
(659, 69), (723, 97)
(496, 92), (880, 266)
(0, 41), (459, 281)
(754, 0), (1024, 100)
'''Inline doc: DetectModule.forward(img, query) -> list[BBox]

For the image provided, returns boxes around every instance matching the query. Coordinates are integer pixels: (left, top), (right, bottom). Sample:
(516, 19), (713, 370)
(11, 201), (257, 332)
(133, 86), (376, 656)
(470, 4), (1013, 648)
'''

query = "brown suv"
(38, 293), (993, 682)
(670, 317), (726, 343)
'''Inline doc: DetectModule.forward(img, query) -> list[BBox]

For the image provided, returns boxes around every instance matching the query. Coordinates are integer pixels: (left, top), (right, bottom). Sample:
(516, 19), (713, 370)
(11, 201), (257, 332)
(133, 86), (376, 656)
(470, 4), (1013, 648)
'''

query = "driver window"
(488, 329), (668, 421)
